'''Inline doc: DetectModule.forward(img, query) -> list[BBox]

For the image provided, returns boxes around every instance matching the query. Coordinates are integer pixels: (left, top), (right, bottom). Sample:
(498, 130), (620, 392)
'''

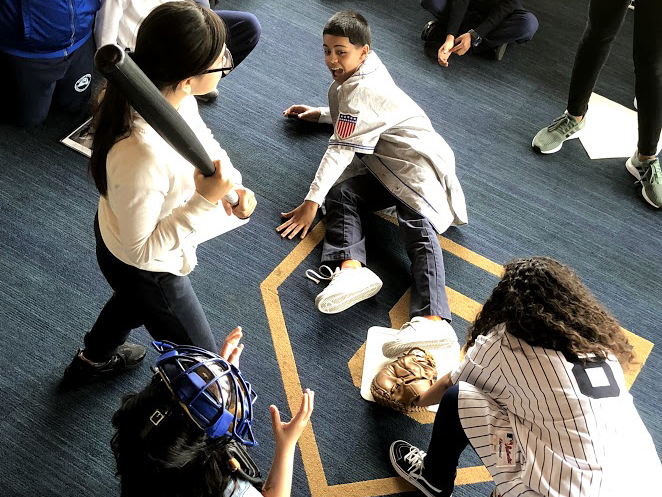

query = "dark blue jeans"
(422, 384), (469, 496)
(83, 215), (217, 362)
(421, 0), (538, 52)
(566, 0), (662, 156)
(323, 173), (452, 320)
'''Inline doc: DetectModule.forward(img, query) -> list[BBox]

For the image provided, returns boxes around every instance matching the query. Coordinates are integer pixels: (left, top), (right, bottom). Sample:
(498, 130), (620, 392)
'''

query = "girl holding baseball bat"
(64, 1), (256, 385)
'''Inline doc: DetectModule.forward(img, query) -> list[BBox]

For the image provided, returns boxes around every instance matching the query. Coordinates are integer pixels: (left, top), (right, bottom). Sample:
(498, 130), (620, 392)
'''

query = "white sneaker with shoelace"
(382, 317), (458, 358)
(306, 265), (383, 314)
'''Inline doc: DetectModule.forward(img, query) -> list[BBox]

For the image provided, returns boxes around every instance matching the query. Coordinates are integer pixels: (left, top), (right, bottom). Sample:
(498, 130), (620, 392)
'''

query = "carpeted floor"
(0, 0), (660, 496)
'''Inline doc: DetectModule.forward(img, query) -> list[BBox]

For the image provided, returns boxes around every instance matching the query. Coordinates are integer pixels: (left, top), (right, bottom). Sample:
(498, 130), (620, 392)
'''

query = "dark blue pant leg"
(421, 0), (450, 20)
(83, 216), (217, 361)
(322, 174), (395, 265)
(214, 10), (261, 68)
(395, 202), (451, 320)
(52, 35), (95, 114)
(421, 384), (469, 496)
(474, 9), (539, 52)
(4, 55), (63, 126)
(2, 35), (94, 126)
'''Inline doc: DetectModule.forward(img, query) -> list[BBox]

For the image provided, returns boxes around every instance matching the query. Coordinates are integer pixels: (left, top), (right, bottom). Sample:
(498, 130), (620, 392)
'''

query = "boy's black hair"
(323, 10), (371, 47)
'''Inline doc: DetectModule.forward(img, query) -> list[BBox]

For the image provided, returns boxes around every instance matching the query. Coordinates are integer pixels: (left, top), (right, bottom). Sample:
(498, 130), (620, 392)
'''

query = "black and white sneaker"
(389, 440), (448, 497)
(62, 343), (147, 386)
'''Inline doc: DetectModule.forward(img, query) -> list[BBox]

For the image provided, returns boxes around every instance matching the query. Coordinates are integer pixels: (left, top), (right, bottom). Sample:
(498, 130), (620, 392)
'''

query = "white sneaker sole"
(315, 281), (382, 314)
(625, 158), (661, 208)
(389, 445), (444, 497)
(382, 338), (456, 358)
(625, 157), (642, 180)
(532, 129), (583, 155)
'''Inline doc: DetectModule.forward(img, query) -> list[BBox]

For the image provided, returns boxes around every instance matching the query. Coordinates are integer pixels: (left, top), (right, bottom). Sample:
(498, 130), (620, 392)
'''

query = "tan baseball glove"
(370, 347), (437, 412)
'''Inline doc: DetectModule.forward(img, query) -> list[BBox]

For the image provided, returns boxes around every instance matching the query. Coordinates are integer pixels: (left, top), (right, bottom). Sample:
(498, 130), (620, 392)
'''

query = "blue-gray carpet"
(0, 0), (660, 496)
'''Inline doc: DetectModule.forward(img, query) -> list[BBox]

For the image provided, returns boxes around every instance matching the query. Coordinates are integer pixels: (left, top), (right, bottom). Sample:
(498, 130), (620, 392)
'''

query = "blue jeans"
(323, 173), (452, 320)
(83, 215), (217, 361)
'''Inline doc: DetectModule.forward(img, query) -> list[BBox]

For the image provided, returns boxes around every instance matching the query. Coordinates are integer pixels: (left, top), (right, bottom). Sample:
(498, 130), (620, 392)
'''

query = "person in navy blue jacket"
(0, 0), (100, 126)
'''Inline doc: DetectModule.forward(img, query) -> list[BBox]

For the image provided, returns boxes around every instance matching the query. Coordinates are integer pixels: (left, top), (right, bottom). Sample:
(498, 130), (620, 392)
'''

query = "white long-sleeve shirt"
(98, 95), (242, 276)
(95, 0), (173, 50)
(451, 325), (662, 497)
(305, 51), (467, 234)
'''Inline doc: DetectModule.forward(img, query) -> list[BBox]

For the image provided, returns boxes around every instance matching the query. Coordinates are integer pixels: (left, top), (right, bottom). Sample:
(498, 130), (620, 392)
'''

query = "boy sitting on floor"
(277, 11), (468, 356)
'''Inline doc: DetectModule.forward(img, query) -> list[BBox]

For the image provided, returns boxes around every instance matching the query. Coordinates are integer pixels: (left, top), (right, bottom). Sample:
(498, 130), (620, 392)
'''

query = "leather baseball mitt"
(370, 347), (437, 412)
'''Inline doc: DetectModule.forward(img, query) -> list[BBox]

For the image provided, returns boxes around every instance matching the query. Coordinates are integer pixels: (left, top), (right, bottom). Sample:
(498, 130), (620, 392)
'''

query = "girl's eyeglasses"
(202, 47), (234, 78)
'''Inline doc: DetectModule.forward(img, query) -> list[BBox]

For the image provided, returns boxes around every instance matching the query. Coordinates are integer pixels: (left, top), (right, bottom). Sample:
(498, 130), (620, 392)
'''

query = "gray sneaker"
(532, 112), (585, 154)
(626, 153), (662, 208)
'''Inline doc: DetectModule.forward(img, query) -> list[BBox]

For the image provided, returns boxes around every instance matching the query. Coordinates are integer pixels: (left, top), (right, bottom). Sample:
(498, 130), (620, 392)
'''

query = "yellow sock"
(340, 259), (362, 270)
(423, 315), (443, 322)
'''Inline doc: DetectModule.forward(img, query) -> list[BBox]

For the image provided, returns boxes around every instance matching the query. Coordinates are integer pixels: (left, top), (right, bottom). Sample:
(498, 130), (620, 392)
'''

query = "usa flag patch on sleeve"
(336, 113), (358, 139)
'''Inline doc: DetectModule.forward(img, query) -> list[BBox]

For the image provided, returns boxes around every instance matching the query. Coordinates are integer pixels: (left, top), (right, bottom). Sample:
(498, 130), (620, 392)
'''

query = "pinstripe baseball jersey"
(305, 51), (467, 234)
(451, 325), (662, 497)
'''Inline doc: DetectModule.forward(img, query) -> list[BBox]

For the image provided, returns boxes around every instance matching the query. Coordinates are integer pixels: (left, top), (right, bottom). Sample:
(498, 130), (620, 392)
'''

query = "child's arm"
(261, 390), (315, 497)
(414, 372), (453, 407)
(95, 0), (124, 49)
(277, 146), (355, 239)
(283, 105), (321, 122)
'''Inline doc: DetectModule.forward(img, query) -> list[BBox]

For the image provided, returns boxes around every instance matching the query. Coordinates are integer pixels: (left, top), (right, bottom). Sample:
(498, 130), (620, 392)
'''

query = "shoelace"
(647, 161), (661, 185)
(547, 113), (576, 133)
(403, 445), (427, 474)
(305, 265), (339, 284)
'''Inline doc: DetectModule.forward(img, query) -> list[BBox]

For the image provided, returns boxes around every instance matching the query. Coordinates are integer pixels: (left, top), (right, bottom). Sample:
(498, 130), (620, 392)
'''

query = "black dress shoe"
(421, 20), (440, 41)
(62, 343), (147, 386)
(494, 43), (508, 61)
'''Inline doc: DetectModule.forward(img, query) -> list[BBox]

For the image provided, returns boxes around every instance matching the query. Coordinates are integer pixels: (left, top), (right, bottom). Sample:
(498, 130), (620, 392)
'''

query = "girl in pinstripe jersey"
(389, 257), (661, 497)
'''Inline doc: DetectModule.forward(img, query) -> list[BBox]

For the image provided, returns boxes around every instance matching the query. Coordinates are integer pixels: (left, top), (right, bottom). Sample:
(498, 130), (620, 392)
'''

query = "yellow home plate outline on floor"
(260, 219), (654, 497)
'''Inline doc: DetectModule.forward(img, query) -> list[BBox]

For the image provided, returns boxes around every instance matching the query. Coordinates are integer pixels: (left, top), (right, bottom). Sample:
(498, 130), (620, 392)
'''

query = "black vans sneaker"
(390, 440), (450, 497)
(62, 343), (147, 386)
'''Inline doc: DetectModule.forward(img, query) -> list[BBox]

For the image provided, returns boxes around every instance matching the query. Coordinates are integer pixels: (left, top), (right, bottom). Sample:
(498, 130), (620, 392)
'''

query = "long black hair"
(111, 374), (239, 497)
(466, 257), (635, 366)
(90, 1), (227, 196)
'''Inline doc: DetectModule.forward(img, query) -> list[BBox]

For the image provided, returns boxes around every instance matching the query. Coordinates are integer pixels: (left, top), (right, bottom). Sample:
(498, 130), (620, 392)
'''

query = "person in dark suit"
(420, 0), (538, 64)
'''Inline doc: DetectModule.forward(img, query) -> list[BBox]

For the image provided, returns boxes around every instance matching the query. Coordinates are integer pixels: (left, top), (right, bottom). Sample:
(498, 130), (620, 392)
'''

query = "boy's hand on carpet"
(219, 326), (244, 367)
(269, 388), (315, 450)
(283, 104), (321, 122)
(277, 200), (318, 239)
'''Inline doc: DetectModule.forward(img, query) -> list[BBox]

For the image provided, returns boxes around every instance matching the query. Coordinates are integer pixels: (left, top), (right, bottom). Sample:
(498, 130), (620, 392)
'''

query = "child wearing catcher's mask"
(111, 328), (314, 497)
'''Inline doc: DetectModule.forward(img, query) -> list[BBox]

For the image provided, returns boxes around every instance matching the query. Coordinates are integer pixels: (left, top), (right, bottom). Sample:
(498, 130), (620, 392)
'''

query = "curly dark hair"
(111, 374), (238, 497)
(466, 257), (635, 367)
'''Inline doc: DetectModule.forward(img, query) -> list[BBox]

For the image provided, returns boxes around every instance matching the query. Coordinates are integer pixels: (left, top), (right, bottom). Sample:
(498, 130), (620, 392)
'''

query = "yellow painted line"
(376, 212), (503, 277)
(438, 236), (504, 278)
(262, 216), (654, 497)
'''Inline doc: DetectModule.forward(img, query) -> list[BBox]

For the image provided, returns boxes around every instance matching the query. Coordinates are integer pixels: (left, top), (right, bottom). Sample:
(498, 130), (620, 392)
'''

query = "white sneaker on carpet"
(306, 265), (382, 314)
(382, 317), (458, 358)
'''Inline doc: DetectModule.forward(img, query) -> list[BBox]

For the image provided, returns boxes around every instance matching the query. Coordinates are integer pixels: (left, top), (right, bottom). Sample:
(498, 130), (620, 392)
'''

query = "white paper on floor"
(360, 326), (461, 412)
(578, 92), (662, 159)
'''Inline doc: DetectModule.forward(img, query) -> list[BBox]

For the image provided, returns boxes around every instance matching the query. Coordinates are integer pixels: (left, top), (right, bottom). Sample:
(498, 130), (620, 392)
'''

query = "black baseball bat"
(94, 44), (239, 206)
